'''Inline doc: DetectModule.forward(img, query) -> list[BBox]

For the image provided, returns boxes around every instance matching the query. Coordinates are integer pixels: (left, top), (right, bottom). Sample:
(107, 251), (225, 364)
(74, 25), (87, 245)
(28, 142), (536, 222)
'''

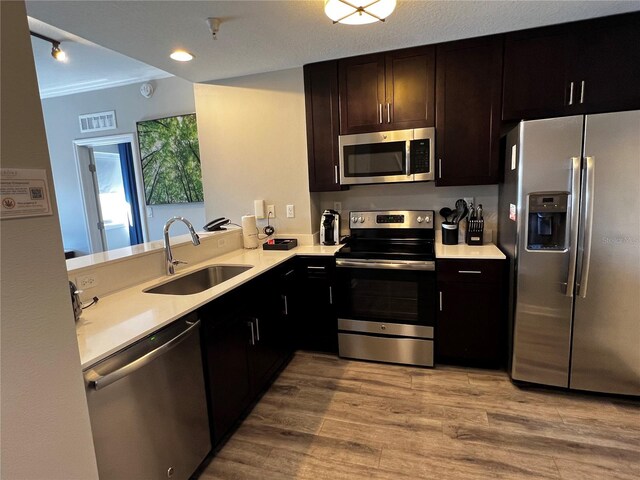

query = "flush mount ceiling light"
(170, 50), (194, 62)
(325, 0), (397, 25)
(30, 30), (67, 61)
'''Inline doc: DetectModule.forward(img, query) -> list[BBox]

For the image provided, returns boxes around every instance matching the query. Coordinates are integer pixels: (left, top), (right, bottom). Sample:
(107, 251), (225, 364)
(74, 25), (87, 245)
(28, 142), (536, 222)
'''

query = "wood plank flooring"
(200, 352), (640, 480)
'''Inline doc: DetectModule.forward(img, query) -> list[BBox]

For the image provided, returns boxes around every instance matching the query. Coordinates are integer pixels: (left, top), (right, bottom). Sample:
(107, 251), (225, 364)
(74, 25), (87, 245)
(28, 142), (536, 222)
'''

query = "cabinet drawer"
(437, 259), (503, 284)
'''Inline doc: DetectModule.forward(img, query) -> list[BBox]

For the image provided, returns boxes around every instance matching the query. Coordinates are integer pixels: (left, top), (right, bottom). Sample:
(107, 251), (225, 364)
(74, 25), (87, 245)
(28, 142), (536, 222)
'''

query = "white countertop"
(435, 237), (506, 260)
(76, 244), (341, 370)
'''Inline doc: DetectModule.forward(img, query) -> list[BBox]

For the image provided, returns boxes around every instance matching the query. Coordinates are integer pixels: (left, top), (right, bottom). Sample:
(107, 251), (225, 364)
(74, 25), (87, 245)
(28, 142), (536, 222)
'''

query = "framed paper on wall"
(136, 113), (204, 205)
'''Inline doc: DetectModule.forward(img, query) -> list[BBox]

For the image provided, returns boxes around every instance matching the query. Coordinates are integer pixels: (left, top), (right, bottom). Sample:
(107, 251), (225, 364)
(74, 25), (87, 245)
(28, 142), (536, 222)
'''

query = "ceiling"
(26, 1), (640, 87)
(28, 17), (171, 98)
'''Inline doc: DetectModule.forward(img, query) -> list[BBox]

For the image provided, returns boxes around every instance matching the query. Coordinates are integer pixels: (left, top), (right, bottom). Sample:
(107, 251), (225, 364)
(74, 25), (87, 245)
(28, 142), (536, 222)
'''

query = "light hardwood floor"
(200, 352), (640, 480)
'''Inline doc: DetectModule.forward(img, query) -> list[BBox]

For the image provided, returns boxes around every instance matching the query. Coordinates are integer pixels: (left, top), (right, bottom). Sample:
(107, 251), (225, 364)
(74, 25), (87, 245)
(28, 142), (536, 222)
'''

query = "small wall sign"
(0, 168), (53, 219)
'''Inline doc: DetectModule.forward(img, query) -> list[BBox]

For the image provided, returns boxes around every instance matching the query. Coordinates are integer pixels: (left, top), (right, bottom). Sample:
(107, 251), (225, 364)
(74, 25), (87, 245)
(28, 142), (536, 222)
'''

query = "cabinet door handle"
(334, 165), (339, 184)
(438, 159), (442, 179)
(568, 81), (575, 105)
(458, 270), (482, 274)
(283, 294), (288, 315)
(439, 291), (443, 312)
(329, 286), (333, 305)
(307, 266), (326, 270)
(254, 318), (260, 342)
(579, 81), (585, 104)
(378, 103), (383, 124)
(248, 321), (255, 346)
(386, 103), (391, 123)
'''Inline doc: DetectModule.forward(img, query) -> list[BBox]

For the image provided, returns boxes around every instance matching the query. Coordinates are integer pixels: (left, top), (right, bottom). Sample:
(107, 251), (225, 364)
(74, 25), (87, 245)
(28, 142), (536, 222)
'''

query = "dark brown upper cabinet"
(503, 13), (640, 121)
(303, 61), (344, 192)
(435, 36), (503, 187)
(338, 46), (435, 134)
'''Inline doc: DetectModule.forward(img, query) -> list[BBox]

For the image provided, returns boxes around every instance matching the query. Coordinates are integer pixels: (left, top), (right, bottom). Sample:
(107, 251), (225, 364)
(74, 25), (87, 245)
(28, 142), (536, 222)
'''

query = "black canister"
(442, 222), (459, 245)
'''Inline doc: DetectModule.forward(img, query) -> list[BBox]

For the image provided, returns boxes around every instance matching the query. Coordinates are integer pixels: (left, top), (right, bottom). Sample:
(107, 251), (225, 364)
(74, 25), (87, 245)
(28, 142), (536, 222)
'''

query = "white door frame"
(73, 133), (149, 253)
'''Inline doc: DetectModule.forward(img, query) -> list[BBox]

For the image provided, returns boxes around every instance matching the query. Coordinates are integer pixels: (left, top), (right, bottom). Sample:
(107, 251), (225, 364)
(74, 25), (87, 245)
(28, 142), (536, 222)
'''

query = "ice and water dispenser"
(527, 193), (569, 250)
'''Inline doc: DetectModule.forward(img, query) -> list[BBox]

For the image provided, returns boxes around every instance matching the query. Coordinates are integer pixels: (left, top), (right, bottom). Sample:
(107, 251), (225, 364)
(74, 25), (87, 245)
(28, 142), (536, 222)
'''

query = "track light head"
(51, 43), (67, 61)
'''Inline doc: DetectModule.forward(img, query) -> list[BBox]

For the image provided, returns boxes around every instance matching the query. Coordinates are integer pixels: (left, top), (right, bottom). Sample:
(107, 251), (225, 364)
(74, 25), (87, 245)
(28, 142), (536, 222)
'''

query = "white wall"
(194, 68), (315, 242)
(40, 75), (205, 254)
(0, 2), (99, 478)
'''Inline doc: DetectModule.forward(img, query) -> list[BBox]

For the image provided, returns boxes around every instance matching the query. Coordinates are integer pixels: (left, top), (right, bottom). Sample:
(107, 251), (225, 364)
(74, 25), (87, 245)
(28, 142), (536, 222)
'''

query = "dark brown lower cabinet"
(199, 261), (295, 447)
(292, 256), (338, 353)
(436, 259), (506, 368)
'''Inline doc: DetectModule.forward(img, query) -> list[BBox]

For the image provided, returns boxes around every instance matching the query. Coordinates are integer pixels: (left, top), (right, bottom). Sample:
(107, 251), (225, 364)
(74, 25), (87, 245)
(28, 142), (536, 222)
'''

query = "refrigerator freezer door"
(570, 110), (640, 396)
(512, 116), (584, 387)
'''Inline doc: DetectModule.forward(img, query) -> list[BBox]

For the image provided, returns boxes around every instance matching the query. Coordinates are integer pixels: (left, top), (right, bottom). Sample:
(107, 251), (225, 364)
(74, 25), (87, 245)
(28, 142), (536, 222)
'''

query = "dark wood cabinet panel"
(304, 61), (343, 192)
(339, 53), (385, 134)
(200, 263), (296, 447)
(576, 14), (640, 114)
(293, 256), (338, 353)
(502, 28), (573, 121)
(339, 47), (435, 134)
(436, 259), (506, 368)
(385, 46), (435, 129)
(200, 293), (253, 446)
(435, 36), (503, 186)
(503, 13), (640, 121)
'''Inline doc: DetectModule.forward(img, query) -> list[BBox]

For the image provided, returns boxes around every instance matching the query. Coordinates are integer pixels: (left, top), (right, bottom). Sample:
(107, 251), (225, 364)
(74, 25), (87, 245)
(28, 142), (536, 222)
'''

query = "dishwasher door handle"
(85, 320), (201, 390)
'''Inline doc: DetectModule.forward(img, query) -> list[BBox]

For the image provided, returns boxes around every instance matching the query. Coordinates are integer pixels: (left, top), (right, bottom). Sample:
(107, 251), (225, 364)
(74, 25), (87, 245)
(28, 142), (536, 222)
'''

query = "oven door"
(339, 130), (412, 185)
(335, 259), (436, 327)
(335, 258), (436, 366)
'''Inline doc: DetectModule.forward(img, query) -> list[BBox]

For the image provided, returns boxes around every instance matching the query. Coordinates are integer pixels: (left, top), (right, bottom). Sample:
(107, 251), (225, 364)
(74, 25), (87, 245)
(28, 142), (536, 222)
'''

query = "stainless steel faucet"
(163, 216), (201, 275)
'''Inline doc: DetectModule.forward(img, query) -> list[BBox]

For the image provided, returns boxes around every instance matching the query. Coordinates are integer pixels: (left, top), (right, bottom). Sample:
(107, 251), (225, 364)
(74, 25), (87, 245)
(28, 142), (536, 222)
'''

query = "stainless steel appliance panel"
(512, 116), (584, 387)
(338, 318), (434, 339)
(84, 318), (210, 480)
(570, 110), (640, 395)
(338, 333), (434, 367)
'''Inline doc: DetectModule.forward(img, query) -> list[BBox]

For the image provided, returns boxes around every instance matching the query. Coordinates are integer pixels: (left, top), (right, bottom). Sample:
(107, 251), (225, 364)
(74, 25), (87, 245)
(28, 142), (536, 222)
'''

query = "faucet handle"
(172, 259), (188, 266)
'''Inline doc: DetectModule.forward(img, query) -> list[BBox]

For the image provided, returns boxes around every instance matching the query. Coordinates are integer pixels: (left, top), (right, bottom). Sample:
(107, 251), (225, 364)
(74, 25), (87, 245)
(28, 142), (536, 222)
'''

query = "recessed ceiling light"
(170, 50), (194, 62)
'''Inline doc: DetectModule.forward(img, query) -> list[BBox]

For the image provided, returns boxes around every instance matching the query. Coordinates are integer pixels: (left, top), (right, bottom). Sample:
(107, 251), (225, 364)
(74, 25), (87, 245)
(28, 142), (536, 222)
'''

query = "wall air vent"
(78, 111), (117, 133)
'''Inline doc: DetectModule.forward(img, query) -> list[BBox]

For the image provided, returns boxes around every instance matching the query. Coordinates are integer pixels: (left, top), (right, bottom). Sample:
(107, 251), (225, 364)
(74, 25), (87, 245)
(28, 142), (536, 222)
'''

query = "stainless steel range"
(335, 210), (436, 367)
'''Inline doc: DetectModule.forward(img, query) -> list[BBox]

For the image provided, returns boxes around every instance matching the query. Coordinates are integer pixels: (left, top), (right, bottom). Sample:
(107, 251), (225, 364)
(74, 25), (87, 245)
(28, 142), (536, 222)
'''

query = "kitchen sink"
(144, 265), (253, 295)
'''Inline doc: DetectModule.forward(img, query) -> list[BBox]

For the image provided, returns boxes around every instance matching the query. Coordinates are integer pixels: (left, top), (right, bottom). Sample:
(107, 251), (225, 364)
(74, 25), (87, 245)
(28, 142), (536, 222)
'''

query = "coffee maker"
(320, 209), (340, 245)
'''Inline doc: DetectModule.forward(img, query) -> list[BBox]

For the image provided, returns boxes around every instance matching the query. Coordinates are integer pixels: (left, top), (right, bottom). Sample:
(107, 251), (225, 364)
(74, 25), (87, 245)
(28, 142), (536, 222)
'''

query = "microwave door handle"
(406, 141), (412, 177)
(564, 156), (581, 297)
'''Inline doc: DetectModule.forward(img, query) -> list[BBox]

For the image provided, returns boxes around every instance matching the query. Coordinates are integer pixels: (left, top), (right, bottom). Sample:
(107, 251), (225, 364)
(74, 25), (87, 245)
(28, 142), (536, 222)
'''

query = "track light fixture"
(30, 30), (67, 62)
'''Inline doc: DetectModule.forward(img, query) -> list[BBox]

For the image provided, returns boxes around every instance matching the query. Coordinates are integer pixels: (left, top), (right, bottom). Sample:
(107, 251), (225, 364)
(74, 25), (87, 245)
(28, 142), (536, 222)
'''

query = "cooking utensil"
(453, 199), (467, 224)
(439, 207), (454, 222)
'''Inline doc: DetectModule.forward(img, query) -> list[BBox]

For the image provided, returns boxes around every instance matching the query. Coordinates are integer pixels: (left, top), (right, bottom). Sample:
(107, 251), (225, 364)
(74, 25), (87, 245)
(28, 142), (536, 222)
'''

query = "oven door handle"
(336, 259), (435, 271)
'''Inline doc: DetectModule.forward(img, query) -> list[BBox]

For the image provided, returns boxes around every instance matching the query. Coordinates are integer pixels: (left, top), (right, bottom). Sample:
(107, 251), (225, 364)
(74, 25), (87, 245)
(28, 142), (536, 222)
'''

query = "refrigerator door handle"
(564, 156), (582, 297)
(576, 156), (595, 298)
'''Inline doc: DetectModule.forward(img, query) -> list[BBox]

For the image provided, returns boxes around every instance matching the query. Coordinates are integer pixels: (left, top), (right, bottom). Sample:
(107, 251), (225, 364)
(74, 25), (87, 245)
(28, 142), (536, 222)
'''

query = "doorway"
(74, 134), (148, 253)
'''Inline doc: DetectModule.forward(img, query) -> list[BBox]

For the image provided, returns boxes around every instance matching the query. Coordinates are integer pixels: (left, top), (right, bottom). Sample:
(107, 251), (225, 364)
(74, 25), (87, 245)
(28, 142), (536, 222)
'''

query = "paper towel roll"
(241, 215), (259, 249)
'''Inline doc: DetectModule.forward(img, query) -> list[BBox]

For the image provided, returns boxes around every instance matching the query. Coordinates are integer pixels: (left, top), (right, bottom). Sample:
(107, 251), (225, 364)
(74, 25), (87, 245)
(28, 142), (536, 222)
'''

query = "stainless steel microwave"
(338, 128), (435, 186)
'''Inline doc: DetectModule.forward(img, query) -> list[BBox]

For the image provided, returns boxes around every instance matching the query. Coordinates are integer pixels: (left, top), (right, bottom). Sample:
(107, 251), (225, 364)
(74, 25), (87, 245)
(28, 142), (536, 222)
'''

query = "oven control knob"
(351, 216), (357, 223)
(417, 216), (424, 223)
(359, 216), (365, 223)
(380, 324), (386, 330)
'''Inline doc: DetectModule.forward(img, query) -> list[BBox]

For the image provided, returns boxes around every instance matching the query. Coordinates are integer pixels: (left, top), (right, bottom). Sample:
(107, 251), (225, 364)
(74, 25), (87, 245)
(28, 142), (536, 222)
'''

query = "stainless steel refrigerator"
(499, 110), (640, 396)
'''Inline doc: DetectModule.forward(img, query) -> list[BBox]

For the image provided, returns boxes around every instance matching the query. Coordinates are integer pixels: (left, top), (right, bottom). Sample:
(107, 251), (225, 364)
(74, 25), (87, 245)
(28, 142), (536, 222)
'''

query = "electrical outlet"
(333, 201), (342, 212)
(146, 206), (153, 218)
(76, 273), (98, 290)
(217, 238), (226, 248)
(286, 204), (295, 218)
(267, 204), (276, 219)
(464, 197), (475, 208)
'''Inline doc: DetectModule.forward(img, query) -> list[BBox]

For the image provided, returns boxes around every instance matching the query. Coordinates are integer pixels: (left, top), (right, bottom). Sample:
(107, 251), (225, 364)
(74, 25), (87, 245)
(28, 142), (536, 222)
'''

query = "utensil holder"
(442, 222), (459, 245)
(466, 219), (484, 245)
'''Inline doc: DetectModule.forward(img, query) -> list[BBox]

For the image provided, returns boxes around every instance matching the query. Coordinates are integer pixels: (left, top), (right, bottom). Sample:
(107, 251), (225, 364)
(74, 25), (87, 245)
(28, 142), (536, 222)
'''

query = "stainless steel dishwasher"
(83, 312), (211, 480)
